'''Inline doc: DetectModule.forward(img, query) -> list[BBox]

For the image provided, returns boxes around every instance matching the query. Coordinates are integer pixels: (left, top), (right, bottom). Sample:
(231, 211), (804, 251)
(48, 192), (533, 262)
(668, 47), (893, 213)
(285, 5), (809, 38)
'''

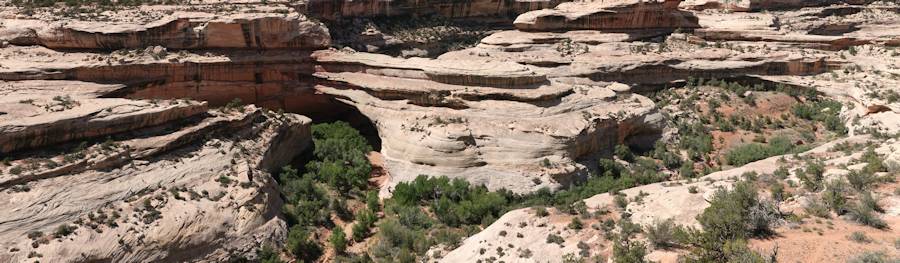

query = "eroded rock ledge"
(314, 50), (665, 193)
(0, 80), (312, 262)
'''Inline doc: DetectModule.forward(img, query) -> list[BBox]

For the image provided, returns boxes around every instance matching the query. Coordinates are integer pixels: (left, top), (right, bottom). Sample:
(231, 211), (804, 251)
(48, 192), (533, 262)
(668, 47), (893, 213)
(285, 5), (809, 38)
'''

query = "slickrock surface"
(314, 50), (665, 193)
(0, 78), (312, 263)
(440, 136), (900, 263)
(0, 0), (899, 261)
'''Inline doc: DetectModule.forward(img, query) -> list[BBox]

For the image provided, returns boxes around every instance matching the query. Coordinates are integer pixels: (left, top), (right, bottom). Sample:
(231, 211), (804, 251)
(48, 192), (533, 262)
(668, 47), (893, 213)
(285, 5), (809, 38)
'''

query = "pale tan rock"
(514, 0), (700, 31)
(0, 11), (330, 50)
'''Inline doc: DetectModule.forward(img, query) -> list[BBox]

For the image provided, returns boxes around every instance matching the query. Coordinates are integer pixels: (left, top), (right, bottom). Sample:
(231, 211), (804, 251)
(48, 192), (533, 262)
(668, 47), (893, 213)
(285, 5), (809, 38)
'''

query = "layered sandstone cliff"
(514, 0), (700, 31)
(306, 0), (567, 20)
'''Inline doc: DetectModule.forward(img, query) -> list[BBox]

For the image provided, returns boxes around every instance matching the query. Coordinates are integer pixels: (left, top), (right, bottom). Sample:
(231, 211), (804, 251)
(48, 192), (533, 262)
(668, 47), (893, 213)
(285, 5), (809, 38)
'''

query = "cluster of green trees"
(791, 99), (847, 134)
(276, 121), (375, 262)
(725, 136), (799, 166)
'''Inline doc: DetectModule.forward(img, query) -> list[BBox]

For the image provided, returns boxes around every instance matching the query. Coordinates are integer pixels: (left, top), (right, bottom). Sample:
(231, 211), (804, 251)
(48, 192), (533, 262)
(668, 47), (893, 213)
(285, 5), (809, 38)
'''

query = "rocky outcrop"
(1, 13), (330, 50)
(313, 50), (665, 193)
(514, 0), (700, 32)
(306, 0), (567, 21)
(0, 83), (312, 261)
(0, 81), (208, 154)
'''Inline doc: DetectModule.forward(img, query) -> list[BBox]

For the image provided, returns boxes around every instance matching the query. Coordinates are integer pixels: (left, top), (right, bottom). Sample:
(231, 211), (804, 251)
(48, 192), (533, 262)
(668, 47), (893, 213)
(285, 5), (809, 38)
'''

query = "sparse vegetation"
(644, 219), (684, 250)
(725, 136), (797, 166)
(680, 181), (779, 262)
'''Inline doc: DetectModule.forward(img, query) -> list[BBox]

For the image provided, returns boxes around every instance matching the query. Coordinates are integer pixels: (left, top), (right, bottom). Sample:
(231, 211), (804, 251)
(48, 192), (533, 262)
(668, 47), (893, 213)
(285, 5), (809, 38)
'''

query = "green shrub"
(330, 227), (347, 254)
(258, 245), (284, 263)
(846, 202), (887, 229)
(569, 217), (584, 230)
(688, 186), (699, 194)
(615, 145), (635, 162)
(614, 194), (629, 209)
(698, 182), (776, 240)
(847, 231), (871, 243)
(859, 191), (884, 213)
(305, 121), (373, 194)
(286, 226), (322, 260)
(804, 197), (830, 218)
(351, 208), (377, 241)
(280, 166), (330, 227)
(643, 219), (684, 249)
(680, 161), (696, 178)
(847, 251), (893, 263)
(822, 179), (848, 214)
(392, 176), (508, 227)
(534, 206), (549, 217)
(546, 234), (565, 245)
(791, 99), (847, 134)
(371, 219), (430, 261)
(798, 160), (826, 191)
(612, 238), (648, 263)
(684, 181), (779, 262)
(770, 183), (786, 202)
(598, 158), (625, 177)
(53, 224), (75, 238)
(725, 136), (795, 166)
(366, 190), (381, 212)
(847, 169), (878, 191)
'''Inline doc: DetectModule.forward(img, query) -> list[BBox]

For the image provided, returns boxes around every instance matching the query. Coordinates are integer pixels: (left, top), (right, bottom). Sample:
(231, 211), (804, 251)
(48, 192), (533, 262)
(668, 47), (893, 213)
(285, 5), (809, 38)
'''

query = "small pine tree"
(330, 227), (347, 254)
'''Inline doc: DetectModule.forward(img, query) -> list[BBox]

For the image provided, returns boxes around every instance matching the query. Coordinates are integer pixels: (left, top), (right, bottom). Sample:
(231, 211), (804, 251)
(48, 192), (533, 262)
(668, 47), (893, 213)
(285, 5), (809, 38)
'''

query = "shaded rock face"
(514, 0), (700, 32)
(306, 0), (568, 21)
(2, 14), (331, 50)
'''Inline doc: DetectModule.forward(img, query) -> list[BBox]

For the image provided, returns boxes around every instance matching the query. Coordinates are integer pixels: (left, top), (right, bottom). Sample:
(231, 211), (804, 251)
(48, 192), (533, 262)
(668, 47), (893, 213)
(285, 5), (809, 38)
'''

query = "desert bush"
(848, 231), (871, 243)
(643, 219), (685, 249)
(615, 145), (635, 162)
(258, 245), (283, 263)
(612, 237), (648, 263)
(330, 227), (347, 254)
(683, 181), (779, 262)
(53, 224), (75, 238)
(534, 206), (549, 217)
(847, 251), (893, 263)
(770, 183), (786, 202)
(547, 234), (565, 245)
(569, 217), (584, 230)
(680, 161), (696, 178)
(598, 158), (626, 178)
(697, 182), (776, 240)
(859, 191), (884, 213)
(688, 185), (699, 194)
(725, 136), (795, 166)
(804, 197), (830, 218)
(371, 219), (430, 261)
(798, 160), (826, 191)
(822, 179), (848, 214)
(286, 226), (321, 260)
(792, 99), (847, 134)
(847, 169), (878, 191)
(846, 202), (887, 229)
(614, 194), (629, 209)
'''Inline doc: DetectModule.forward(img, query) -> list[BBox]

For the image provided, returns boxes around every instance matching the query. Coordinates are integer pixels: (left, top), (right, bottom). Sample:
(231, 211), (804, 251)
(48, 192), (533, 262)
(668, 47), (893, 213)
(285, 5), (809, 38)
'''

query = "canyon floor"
(0, 0), (899, 262)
